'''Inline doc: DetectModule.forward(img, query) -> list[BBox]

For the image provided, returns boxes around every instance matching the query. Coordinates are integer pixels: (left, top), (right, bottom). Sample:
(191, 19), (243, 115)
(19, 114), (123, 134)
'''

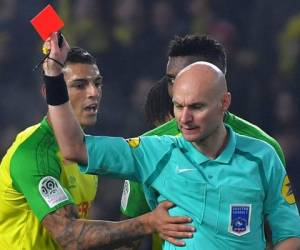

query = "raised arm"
(43, 33), (87, 165)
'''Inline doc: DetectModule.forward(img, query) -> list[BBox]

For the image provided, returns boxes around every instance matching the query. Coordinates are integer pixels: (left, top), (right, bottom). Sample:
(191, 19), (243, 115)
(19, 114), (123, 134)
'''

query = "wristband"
(43, 73), (69, 105)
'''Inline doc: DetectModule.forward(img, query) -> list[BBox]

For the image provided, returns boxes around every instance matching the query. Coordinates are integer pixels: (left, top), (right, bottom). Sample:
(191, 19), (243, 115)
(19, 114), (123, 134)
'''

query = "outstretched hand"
(148, 201), (195, 246)
(43, 32), (70, 76)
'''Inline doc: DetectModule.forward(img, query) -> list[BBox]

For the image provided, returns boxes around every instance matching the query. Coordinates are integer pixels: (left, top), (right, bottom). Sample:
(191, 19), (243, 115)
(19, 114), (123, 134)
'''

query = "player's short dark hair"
(168, 34), (227, 73)
(144, 77), (174, 126)
(65, 47), (97, 66)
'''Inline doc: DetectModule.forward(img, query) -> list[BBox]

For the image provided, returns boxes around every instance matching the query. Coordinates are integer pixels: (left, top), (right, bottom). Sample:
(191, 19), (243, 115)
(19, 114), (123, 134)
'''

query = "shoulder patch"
(39, 176), (69, 208)
(126, 137), (140, 148)
(121, 180), (131, 211)
(281, 175), (296, 205)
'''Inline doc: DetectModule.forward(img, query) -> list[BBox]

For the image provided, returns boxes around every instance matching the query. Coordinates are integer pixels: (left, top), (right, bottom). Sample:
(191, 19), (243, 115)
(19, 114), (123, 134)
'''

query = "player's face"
(63, 63), (103, 127)
(172, 66), (227, 143)
(166, 56), (195, 97)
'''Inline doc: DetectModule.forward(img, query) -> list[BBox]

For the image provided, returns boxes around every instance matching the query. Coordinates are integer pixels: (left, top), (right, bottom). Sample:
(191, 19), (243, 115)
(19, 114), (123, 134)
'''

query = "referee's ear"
(41, 83), (46, 100)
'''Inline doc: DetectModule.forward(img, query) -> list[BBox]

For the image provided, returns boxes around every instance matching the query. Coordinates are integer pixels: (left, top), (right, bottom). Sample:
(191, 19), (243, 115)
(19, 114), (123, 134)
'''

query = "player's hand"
(43, 32), (70, 76)
(147, 201), (195, 246)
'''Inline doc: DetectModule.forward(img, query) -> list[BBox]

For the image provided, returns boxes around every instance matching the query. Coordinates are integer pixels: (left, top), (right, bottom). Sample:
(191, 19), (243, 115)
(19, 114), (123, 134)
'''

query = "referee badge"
(228, 204), (251, 236)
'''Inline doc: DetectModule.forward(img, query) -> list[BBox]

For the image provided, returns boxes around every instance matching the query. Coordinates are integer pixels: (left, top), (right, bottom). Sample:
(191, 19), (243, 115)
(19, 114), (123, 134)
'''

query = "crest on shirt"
(39, 176), (69, 208)
(281, 175), (296, 205)
(121, 180), (131, 211)
(126, 137), (140, 148)
(228, 204), (251, 236)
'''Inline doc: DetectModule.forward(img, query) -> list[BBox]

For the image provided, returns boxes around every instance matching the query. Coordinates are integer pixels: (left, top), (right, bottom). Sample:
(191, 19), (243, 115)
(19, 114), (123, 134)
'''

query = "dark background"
(1, 1), (300, 248)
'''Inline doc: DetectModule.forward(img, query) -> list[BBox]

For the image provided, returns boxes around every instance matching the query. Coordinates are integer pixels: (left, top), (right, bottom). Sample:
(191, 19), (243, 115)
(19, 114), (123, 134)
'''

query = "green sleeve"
(11, 139), (74, 221)
(224, 112), (286, 166)
(121, 180), (150, 217)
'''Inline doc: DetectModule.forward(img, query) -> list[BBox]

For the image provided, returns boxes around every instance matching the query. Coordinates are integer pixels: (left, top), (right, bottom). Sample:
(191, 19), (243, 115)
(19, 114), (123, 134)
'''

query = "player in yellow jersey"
(0, 45), (194, 249)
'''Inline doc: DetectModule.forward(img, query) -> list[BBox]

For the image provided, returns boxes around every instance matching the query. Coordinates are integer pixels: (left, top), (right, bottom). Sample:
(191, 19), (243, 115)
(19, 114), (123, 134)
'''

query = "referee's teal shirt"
(80, 126), (300, 250)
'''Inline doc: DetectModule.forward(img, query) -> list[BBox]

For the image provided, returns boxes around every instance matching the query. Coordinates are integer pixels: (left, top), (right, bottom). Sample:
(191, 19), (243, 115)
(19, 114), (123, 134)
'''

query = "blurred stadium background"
(1, 1), (299, 248)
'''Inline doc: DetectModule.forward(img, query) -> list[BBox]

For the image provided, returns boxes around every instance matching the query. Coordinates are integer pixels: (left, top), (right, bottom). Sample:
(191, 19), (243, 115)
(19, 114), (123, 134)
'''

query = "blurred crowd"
(1, 0), (300, 224)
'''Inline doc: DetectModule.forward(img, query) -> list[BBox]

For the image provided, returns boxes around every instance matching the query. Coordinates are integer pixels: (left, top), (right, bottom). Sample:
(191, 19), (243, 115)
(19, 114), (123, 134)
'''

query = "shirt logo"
(228, 204), (251, 236)
(67, 175), (77, 189)
(126, 137), (140, 148)
(281, 175), (296, 205)
(39, 176), (69, 208)
(175, 166), (196, 174)
(121, 180), (131, 211)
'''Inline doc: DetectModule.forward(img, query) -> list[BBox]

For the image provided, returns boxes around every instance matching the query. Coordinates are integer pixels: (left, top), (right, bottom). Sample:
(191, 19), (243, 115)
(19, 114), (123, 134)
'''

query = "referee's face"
(63, 63), (103, 127)
(173, 62), (230, 145)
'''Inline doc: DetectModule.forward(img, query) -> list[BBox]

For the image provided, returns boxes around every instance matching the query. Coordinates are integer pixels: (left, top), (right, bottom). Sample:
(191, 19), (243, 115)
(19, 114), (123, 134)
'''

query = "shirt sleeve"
(263, 149), (300, 244)
(79, 135), (175, 184)
(120, 180), (150, 217)
(10, 145), (74, 221)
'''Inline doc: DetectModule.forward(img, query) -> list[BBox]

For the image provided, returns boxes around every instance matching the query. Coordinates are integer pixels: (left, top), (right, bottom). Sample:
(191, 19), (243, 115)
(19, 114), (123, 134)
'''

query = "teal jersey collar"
(177, 125), (236, 165)
(214, 125), (236, 164)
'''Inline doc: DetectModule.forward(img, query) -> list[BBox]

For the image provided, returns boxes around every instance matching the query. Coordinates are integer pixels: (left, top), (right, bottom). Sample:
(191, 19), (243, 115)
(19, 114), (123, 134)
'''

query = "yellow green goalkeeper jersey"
(0, 117), (98, 250)
(121, 111), (286, 250)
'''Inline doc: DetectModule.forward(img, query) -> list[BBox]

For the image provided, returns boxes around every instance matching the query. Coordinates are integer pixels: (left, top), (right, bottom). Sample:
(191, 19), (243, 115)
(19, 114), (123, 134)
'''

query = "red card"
(30, 4), (64, 41)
